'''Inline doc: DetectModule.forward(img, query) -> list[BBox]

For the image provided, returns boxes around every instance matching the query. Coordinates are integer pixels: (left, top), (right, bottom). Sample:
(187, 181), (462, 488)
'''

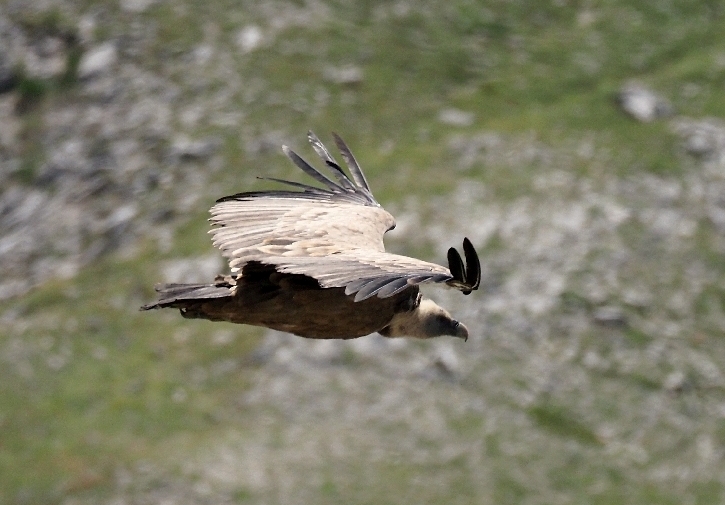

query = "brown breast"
(194, 266), (419, 339)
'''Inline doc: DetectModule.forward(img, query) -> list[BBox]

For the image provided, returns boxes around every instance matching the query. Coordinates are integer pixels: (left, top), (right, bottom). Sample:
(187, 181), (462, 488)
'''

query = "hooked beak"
(453, 320), (469, 342)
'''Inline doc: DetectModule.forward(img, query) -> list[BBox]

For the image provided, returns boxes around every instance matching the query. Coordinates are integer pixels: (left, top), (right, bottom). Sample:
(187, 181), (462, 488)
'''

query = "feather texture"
(209, 133), (480, 299)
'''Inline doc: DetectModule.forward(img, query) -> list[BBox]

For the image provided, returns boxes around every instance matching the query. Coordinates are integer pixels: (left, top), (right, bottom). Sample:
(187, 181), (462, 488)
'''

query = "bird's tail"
(140, 276), (234, 313)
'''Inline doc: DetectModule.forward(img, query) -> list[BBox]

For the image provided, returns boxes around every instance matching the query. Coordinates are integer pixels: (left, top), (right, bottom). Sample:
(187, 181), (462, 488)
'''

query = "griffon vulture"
(142, 132), (480, 340)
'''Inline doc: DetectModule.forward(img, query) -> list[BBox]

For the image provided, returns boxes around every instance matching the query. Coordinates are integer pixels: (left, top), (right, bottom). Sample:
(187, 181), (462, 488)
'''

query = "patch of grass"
(628, 372), (662, 392)
(15, 74), (50, 113)
(12, 6), (75, 37)
(148, 1), (205, 58)
(233, 487), (255, 502)
(169, 210), (216, 257)
(493, 473), (528, 504)
(11, 156), (42, 185)
(560, 291), (594, 313)
(10, 107), (46, 184)
(59, 44), (83, 88)
(625, 327), (653, 347)
(528, 402), (601, 446)
(694, 286), (725, 317)
(0, 249), (262, 502)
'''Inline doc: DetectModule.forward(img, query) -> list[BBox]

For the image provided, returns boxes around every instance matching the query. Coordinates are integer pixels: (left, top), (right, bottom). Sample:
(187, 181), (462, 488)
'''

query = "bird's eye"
(452, 320), (460, 327)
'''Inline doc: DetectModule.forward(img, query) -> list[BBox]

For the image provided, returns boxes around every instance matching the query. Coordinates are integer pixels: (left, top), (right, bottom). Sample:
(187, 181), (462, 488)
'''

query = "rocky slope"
(2, 1), (725, 504)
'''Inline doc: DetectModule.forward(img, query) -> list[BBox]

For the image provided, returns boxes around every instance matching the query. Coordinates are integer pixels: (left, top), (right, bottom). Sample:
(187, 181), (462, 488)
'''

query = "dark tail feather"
(140, 282), (232, 310)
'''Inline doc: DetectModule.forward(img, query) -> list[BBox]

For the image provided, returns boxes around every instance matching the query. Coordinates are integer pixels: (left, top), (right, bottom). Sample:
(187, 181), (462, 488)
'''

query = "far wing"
(210, 132), (479, 300)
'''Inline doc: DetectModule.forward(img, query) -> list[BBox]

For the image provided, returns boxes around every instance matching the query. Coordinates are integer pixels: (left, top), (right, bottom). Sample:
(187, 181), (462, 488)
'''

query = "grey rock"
(438, 108), (475, 127)
(663, 371), (689, 393)
(0, 279), (28, 301)
(119, 0), (157, 13)
(168, 135), (221, 161)
(671, 117), (725, 161)
(77, 14), (97, 44)
(235, 25), (263, 53)
(78, 42), (117, 79)
(617, 82), (673, 122)
(322, 65), (363, 86)
(22, 36), (68, 80)
(592, 306), (627, 327)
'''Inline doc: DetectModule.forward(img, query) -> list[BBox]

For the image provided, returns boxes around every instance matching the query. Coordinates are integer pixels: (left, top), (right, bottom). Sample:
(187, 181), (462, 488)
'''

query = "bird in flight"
(142, 132), (480, 340)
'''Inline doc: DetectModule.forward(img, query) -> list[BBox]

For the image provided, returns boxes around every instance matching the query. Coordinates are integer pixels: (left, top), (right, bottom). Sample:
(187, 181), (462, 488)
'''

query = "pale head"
(380, 298), (468, 340)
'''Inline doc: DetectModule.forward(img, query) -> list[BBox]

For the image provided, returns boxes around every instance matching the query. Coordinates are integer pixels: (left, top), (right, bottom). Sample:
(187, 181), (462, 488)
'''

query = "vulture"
(141, 132), (480, 340)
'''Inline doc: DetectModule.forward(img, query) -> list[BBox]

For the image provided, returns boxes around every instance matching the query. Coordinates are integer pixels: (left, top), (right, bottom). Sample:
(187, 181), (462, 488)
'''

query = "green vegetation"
(528, 402), (601, 446)
(1, 250), (263, 502)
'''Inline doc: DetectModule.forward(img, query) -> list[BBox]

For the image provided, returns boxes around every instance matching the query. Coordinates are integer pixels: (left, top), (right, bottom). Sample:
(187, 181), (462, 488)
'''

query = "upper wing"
(209, 132), (480, 301)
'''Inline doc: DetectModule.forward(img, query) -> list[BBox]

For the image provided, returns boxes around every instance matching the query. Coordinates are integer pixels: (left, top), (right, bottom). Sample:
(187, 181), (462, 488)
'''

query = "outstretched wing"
(209, 132), (480, 301)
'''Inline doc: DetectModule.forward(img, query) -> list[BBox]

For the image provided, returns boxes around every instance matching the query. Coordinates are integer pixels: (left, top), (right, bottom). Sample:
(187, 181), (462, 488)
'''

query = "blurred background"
(1, 0), (725, 503)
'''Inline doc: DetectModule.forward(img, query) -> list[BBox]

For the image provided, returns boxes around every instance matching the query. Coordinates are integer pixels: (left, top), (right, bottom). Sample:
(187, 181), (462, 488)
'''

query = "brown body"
(173, 264), (417, 339)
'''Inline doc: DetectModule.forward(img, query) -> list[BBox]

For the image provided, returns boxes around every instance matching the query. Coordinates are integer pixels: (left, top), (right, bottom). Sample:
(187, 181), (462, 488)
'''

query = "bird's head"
(381, 298), (469, 340)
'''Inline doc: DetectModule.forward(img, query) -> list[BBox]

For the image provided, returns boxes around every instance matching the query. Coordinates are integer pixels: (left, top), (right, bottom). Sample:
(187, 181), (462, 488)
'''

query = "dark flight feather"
(447, 247), (466, 284)
(282, 145), (344, 192)
(462, 237), (481, 294)
(307, 131), (357, 191)
(332, 132), (370, 192)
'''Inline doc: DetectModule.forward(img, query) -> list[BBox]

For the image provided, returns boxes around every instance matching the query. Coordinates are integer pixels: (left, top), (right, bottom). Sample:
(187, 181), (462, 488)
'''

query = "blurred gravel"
(0, 6), (224, 299)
